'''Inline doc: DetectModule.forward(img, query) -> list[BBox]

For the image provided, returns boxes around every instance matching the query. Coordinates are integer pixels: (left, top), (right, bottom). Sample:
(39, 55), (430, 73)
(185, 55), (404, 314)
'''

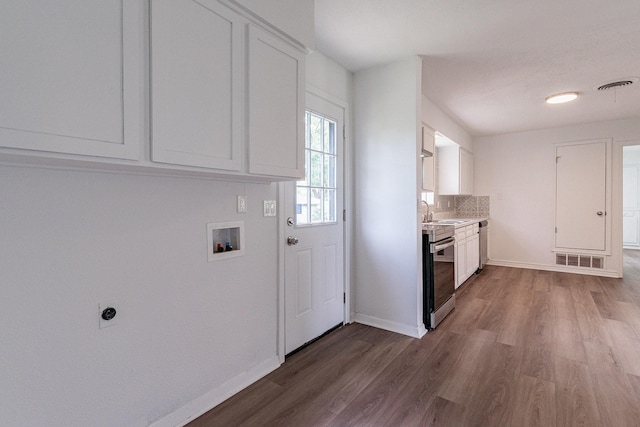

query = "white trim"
(614, 139), (640, 277)
(486, 259), (620, 278)
(149, 355), (280, 427)
(353, 313), (428, 339)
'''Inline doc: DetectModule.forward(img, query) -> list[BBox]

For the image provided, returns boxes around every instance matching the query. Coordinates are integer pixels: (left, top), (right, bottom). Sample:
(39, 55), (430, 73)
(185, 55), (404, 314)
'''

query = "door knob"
(287, 236), (299, 246)
(596, 211), (604, 216)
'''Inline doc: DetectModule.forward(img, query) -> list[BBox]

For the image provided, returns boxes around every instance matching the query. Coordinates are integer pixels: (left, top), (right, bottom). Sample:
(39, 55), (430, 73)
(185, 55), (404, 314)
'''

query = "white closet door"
(555, 141), (607, 251)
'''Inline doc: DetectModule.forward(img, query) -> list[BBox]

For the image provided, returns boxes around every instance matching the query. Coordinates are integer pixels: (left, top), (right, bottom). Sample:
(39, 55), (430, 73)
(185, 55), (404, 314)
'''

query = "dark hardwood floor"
(188, 252), (640, 426)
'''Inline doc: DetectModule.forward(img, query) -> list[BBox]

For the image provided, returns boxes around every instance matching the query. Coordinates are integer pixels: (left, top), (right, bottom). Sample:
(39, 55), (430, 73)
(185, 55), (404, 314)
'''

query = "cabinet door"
(247, 25), (305, 178)
(466, 233), (479, 277)
(0, 1), (142, 160)
(422, 125), (435, 191)
(150, 0), (243, 171)
(455, 240), (466, 289)
(460, 148), (474, 195)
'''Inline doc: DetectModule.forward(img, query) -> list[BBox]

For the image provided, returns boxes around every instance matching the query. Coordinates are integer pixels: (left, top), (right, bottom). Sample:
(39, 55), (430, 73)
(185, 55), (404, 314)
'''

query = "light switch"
(263, 200), (277, 217)
(237, 194), (247, 213)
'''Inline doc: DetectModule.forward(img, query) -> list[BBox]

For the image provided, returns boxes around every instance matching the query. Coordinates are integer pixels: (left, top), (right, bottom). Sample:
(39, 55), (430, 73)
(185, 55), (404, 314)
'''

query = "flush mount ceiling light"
(545, 92), (579, 104)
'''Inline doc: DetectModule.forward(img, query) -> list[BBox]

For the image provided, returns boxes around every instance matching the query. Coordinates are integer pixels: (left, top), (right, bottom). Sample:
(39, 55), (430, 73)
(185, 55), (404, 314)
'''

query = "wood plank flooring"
(188, 251), (640, 426)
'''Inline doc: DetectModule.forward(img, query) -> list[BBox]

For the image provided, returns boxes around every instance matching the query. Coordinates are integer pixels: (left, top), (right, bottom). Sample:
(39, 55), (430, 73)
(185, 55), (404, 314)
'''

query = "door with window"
(283, 92), (345, 354)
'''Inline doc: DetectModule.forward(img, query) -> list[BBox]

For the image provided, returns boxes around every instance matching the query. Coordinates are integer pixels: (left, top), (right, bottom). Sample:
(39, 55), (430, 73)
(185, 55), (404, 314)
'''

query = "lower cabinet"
(455, 223), (480, 289)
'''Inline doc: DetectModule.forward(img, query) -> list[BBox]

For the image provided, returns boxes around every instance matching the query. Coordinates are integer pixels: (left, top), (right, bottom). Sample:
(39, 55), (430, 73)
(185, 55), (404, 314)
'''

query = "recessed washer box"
(207, 221), (245, 262)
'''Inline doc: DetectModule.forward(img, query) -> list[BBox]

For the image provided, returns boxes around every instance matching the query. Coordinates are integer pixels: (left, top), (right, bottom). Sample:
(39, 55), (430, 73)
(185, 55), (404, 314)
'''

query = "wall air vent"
(595, 78), (638, 91)
(555, 253), (604, 270)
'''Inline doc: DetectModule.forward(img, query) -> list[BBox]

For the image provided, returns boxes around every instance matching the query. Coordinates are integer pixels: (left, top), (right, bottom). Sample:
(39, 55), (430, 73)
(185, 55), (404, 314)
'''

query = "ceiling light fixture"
(545, 92), (579, 104)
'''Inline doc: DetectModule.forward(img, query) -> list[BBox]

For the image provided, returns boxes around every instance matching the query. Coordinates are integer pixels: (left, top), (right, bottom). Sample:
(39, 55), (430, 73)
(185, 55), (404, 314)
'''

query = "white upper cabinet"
(438, 144), (474, 196)
(422, 124), (435, 191)
(151, 1), (305, 179)
(247, 25), (305, 178)
(2, 0), (307, 181)
(0, 0), (143, 160)
(150, 0), (243, 171)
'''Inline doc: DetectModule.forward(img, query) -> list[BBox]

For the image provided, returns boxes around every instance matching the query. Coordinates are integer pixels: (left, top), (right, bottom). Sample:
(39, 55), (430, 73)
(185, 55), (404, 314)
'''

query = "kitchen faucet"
(421, 200), (433, 222)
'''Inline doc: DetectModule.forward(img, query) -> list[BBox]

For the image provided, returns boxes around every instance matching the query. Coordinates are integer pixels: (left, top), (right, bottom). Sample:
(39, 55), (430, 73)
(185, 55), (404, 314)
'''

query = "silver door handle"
(287, 236), (299, 246)
(597, 211), (604, 216)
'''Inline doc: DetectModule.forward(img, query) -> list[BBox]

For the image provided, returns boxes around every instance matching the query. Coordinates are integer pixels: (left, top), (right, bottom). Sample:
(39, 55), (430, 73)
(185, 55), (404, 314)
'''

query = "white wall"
(0, 166), (278, 427)
(422, 95), (473, 152)
(353, 57), (424, 336)
(0, 32), (354, 427)
(474, 117), (640, 274)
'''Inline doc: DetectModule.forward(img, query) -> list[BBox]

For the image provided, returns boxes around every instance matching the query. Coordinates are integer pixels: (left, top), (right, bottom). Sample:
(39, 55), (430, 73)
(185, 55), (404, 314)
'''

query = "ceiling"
(314, 0), (640, 137)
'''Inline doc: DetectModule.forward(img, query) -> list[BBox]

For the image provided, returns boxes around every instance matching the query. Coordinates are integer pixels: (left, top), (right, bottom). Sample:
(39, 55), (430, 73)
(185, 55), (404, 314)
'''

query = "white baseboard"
(353, 313), (426, 338)
(486, 259), (620, 278)
(149, 355), (281, 427)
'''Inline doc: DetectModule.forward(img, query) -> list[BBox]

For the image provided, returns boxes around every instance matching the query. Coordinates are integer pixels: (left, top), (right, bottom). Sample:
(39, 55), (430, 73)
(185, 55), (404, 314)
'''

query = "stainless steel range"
(422, 223), (456, 329)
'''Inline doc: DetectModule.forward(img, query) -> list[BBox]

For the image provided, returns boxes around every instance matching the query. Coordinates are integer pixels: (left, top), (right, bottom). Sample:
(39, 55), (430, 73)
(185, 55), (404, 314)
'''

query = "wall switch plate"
(99, 301), (118, 329)
(263, 200), (277, 217)
(237, 194), (247, 213)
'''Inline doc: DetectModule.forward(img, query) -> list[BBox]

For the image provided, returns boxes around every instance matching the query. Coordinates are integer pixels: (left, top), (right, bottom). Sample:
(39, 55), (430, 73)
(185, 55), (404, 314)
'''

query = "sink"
(424, 219), (468, 225)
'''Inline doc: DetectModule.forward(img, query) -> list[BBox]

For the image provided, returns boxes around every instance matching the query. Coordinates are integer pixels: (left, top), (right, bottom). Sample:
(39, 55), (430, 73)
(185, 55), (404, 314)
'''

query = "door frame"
(277, 86), (351, 363)
(613, 139), (640, 277)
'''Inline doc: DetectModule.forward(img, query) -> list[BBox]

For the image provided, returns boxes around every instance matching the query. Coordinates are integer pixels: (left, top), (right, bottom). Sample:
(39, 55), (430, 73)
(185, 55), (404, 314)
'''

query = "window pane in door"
(296, 187), (309, 224)
(309, 113), (323, 151)
(310, 188), (323, 223)
(296, 109), (338, 226)
(324, 189), (336, 222)
(310, 151), (323, 187)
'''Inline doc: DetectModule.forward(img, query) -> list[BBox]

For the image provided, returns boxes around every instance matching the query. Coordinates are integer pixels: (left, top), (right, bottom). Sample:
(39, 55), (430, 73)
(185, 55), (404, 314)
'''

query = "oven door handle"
(431, 237), (455, 253)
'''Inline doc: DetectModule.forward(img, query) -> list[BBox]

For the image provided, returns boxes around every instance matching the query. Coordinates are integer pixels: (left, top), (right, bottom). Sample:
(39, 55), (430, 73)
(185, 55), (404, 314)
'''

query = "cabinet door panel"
(150, 0), (242, 170)
(248, 25), (304, 178)
(0, 0), (141, 160)
(466, 234), (479, 276)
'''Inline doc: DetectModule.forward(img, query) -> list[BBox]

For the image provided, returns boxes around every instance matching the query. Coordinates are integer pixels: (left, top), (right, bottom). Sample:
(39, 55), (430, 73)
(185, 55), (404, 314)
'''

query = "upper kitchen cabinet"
(247, 25), (304, 178)
(150, 0), (243, 171)
(422, 124), (435, 191)
(150, 0), (305, 180)
(438, 143), (474, 196)
(0, 0), (143, 160)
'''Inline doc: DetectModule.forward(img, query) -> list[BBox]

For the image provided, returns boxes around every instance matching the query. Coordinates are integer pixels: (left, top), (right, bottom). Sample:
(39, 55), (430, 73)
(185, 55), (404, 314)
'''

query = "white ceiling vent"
(595, 78), (638, 91)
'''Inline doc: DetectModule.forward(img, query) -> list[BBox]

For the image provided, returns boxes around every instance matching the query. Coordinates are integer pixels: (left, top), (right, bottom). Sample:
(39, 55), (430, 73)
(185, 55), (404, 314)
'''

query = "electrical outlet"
(99, 301), (119, 329)
(237, 194), (247, 213)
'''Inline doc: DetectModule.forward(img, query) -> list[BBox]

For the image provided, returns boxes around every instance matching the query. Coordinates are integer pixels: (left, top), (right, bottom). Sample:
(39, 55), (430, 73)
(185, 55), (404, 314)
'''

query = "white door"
(284, 92), (345, 354)
(623, 165), (640, 246)
(555, 141), (607, 251)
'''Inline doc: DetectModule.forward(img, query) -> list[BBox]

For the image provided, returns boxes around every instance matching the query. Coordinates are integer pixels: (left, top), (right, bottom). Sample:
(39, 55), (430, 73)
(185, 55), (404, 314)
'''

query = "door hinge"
(343, 209), (346, 222)
(343, 293), (346, 304)
(343, 125), (346, 139)
(555, 227), (557, 233)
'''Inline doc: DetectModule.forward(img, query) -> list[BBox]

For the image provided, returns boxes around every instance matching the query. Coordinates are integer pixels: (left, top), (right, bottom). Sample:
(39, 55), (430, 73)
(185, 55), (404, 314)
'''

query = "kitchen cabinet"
(455, 223), (479, 288)
(151, 0), (305, 179)
(0, 0), (143, 160)
(422, 124), (435, 191)
(150, 0), (243, 171)
(247, 25), (305, 178)
(438, 145), (474, 195)
(1, 0), (306, 182)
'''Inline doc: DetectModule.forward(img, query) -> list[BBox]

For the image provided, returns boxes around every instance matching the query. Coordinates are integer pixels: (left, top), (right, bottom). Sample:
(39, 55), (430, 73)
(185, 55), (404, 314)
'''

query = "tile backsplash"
(455, 195), (490, 218)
